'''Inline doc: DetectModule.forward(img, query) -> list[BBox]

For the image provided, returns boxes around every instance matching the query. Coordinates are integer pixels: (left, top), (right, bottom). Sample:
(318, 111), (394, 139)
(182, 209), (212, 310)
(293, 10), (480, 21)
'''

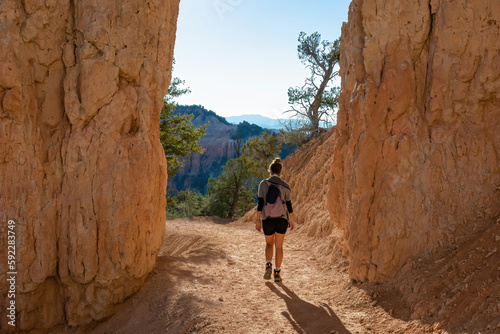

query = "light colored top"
(258, 176), (292, 221)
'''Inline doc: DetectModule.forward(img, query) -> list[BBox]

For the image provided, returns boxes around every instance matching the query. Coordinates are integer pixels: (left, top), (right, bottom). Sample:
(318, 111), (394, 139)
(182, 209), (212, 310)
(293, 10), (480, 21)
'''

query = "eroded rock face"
(0, 0), (180, 330)
(330, 0), (500, 282)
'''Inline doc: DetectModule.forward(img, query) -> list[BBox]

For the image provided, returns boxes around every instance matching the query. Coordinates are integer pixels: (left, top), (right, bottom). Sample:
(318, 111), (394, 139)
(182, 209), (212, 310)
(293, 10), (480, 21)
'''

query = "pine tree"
(287, 32), (341, 131)
(242, 133), (282, 178)
(159, 77), (207, 178)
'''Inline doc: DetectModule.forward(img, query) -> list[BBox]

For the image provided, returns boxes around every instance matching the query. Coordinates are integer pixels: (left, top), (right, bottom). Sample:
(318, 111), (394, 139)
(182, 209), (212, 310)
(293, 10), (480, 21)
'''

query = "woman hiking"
(255, 158), (295, 282)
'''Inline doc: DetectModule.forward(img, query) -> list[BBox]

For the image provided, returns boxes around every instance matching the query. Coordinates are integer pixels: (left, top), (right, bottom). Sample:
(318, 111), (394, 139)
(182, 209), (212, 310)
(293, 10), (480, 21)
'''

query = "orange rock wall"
(330, 0), (500, 282)
(0, 0), (179, 330)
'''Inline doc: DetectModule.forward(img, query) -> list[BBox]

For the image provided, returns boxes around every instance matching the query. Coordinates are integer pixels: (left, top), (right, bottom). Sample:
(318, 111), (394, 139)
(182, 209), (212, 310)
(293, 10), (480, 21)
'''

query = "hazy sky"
(173, 0), (352, 119)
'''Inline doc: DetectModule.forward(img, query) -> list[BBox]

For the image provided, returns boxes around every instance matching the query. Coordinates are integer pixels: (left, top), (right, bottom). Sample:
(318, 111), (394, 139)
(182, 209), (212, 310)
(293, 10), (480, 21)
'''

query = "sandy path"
(89, 217), (435, 334)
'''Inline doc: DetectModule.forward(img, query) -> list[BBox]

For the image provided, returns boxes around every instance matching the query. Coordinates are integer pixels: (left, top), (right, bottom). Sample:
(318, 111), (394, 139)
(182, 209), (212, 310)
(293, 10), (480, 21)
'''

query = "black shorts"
(262, 218), (289, 236)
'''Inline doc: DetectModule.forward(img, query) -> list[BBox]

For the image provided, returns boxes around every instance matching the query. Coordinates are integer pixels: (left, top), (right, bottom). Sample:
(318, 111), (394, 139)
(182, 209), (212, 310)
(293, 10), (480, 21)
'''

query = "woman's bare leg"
(265, 234), (275, 262)
(274, 233), (285, 268)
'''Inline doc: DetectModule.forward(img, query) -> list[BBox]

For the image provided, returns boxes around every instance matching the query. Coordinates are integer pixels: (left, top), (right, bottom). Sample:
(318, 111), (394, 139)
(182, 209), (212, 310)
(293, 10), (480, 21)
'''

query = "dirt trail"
(89, 217), (436, 334)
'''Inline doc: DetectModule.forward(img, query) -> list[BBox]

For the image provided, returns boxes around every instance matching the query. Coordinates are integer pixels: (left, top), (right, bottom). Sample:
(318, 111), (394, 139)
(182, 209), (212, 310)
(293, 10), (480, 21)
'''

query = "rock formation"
(169, 105), (243, 194)
(0, 0), (180, 331)
(330, 0), (500, 282)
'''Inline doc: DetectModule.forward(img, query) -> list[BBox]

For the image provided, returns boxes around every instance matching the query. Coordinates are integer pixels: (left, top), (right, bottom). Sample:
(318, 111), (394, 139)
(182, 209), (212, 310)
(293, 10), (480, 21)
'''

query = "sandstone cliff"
(331, 0), (500, 282)
(0, 0), (180, 331)
(169, 105), (245, 194)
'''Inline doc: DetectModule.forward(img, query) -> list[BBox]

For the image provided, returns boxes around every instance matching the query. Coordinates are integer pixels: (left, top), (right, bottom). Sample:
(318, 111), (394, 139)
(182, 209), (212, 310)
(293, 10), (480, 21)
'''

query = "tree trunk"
(308, 64), (334, 131)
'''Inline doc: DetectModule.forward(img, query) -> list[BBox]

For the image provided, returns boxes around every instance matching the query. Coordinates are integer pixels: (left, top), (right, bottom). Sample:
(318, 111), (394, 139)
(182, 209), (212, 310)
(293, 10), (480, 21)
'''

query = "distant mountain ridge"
(226, 114), (335, 129)
(225, 114), (287, 129)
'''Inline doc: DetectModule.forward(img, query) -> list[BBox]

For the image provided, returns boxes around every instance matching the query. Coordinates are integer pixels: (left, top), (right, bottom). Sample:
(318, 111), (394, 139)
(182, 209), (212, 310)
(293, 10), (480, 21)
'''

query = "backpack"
(264, 181), (286, 218)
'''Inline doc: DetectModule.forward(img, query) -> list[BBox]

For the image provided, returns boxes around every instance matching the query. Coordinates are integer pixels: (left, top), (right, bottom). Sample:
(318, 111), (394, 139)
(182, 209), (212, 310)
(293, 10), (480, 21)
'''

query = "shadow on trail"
(266, 282), (351, 334)
(89, 242), (229, 333)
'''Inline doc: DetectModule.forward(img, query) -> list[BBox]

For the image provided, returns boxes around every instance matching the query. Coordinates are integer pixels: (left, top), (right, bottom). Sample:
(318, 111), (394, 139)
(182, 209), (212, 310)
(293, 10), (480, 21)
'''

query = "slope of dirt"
(354, 216), (500, 334)
(393, 217), (500, 333)
(86, 217), (437, 334)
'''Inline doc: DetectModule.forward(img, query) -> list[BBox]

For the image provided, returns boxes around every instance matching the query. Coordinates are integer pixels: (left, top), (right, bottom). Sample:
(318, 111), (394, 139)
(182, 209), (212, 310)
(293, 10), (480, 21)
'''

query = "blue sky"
(173, 0), (352, 119)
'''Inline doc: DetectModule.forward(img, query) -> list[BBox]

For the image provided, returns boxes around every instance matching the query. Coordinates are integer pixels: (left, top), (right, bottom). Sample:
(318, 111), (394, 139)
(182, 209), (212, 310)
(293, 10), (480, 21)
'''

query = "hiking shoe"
(264, 263), (272, 280)
(274, 269), (281, 282)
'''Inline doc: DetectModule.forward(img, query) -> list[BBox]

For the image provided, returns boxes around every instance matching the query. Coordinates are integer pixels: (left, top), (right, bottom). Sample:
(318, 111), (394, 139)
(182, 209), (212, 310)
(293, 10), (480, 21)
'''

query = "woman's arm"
(255, 197), (264, 232)
(255, 210), (262, 232)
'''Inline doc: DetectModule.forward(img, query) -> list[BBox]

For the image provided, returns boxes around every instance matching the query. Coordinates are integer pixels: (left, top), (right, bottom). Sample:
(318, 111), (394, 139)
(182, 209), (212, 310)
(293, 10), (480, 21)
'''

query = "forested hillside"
(168, 105), (295, 194)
